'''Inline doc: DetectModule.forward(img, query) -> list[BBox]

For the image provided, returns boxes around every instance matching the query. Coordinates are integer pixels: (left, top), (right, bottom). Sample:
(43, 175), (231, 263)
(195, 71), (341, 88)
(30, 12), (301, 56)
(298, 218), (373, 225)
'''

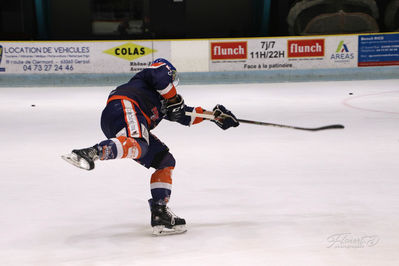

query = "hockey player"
(62, 58), (239, 235)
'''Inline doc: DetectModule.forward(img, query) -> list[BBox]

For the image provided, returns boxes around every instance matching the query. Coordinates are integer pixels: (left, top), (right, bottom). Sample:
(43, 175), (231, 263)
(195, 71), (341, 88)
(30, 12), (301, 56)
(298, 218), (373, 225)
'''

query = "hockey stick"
(185, 112), (344, 131)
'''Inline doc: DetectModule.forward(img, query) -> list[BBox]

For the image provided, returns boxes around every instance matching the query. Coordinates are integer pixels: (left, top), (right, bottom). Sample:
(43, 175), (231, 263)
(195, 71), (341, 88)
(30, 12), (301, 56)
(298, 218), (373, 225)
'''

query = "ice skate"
(61, 145), (99, 170)
(149, 199), (187, 236)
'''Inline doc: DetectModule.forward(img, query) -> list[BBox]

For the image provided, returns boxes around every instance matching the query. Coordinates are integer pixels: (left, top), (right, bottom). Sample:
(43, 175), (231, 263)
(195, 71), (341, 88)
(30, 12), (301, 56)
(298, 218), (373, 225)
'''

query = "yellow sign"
(103, 42), (157, 61)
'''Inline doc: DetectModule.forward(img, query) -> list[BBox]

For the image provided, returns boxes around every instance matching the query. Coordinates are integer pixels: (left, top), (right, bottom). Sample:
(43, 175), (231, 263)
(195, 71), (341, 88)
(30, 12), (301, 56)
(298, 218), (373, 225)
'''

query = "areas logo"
(288, 39), (325, 58)
(336, 41), (349, 53)
(211, 42), (247, 60)
(103, 42), (156, 61)
(331, 41), (354, 61)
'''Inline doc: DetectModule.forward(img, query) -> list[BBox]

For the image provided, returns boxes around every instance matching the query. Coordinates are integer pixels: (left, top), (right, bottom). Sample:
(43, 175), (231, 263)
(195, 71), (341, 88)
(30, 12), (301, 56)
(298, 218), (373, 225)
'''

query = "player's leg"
(98, 99), (149, 161)
(149, 153), (187, 235)
(135, 134), (186, 235)
(62, 99), (149, 170)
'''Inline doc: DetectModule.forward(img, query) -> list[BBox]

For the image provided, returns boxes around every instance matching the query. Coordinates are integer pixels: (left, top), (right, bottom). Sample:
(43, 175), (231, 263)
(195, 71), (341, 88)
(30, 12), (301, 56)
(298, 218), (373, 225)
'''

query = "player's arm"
(165, 95), (239, 129)
(152, 67), (178, 100)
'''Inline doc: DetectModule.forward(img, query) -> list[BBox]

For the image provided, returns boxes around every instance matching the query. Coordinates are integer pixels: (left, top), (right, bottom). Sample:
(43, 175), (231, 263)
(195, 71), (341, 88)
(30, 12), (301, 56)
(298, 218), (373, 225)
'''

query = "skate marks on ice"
(66, 223), (152, 245)
(66, 222), (188, 245)
(65, 221), (257, 245)
(65, 222), (250, 243)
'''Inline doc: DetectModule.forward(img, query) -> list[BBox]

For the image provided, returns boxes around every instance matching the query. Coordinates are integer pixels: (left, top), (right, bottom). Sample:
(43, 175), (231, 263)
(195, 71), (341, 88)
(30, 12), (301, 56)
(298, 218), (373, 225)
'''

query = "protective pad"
(135, 133), (170, 169)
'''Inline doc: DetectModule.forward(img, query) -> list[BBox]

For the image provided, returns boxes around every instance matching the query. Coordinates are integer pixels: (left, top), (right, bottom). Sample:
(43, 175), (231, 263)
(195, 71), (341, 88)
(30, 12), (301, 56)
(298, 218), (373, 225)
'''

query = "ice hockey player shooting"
(62, 58), (239, 236)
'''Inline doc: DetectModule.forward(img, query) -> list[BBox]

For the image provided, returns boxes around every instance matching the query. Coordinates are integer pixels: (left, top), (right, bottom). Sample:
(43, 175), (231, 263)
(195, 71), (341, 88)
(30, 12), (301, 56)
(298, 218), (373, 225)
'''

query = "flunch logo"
(288, 39), (325, 58)
(103, 42), (156, 61)
(211, 42), (247, 60)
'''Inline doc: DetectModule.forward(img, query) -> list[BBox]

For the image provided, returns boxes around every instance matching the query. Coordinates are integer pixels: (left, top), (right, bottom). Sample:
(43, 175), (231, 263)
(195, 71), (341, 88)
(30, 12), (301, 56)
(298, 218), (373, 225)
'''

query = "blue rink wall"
(0, 66), (398, 87)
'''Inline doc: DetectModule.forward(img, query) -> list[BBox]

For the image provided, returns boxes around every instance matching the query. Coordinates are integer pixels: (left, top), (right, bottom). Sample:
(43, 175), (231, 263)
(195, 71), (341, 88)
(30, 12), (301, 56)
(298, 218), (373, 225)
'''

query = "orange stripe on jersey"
(193, 107), (204, 124)
(150, 167), (174, 185)
(161, 85), (177, 100)
(107, 95), (152, 126)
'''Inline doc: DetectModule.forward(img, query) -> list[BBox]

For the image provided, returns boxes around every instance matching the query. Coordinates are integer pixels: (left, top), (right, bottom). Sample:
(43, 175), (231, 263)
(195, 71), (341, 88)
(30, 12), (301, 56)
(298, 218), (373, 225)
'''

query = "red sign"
(211, 42), (247, 60)
(288, 39), (325, 58)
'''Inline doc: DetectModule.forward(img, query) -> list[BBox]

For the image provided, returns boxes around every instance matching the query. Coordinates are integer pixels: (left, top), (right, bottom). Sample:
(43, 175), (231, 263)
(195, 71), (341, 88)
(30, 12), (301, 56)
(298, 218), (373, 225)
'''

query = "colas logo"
(331, 41), (354, 61)
(103, 42), (157, 61)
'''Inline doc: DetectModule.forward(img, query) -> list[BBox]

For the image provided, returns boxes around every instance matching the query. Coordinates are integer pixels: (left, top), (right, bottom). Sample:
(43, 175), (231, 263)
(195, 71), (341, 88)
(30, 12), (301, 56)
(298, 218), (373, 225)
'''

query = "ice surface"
(0, 79), (398, 266)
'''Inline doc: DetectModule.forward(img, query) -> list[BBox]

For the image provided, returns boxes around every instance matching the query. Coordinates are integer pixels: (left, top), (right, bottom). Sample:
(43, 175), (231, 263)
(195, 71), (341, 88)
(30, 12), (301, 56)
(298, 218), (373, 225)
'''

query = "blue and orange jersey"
(107, 62), (204, 129)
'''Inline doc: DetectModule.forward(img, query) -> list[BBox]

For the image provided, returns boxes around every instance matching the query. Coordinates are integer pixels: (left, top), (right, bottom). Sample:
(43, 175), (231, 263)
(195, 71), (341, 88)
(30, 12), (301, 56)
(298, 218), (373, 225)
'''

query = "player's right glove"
(165, 94), (186, 122)
(212, 104), (239, 130)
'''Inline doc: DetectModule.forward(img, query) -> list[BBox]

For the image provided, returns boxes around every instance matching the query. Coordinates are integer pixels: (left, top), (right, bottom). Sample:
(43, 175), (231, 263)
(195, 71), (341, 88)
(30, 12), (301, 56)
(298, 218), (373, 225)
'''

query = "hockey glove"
(166, 94), (186, 121)
(212, 104), (239, 130)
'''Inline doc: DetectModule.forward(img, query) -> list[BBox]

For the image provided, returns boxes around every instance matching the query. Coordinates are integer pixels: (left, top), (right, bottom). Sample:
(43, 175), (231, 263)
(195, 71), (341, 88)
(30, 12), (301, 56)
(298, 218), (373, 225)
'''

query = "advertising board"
(358, 33), (399, 67)
(0, 41), (171, 74)
(209, 35), (358, 71)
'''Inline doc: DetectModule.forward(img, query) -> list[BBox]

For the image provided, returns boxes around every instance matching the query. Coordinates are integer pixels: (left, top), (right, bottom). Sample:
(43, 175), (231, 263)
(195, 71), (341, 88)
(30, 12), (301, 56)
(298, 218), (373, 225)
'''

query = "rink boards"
(0, 32), (398, 75)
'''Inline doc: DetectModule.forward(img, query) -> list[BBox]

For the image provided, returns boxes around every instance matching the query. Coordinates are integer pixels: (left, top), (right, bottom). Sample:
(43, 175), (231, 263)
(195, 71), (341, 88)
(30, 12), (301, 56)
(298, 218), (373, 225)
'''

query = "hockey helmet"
(151, 58), (179, 87)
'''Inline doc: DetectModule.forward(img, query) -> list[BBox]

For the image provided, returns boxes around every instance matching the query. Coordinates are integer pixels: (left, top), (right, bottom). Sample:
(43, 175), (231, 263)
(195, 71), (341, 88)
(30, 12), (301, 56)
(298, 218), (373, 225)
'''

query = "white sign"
(0, 41), (171, 74)
(209, 35), (358, 71)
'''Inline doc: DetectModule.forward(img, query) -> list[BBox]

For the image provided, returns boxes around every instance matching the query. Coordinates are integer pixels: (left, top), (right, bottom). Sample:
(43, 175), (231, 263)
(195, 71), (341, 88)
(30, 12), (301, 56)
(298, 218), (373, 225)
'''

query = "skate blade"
(61, 153), (91, 170)
(152, 225), (187, 236)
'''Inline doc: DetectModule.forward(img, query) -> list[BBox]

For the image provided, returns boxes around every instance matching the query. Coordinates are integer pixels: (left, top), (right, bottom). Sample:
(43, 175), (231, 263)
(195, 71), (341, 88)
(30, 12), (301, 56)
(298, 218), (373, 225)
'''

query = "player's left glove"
(165, 94), (186, 121)
(212, 104), (239, 130)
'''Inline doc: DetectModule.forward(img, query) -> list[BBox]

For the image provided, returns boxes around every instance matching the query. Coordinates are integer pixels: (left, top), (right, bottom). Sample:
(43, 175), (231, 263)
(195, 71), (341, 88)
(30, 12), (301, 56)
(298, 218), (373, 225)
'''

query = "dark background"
(0, 0), (395, 41)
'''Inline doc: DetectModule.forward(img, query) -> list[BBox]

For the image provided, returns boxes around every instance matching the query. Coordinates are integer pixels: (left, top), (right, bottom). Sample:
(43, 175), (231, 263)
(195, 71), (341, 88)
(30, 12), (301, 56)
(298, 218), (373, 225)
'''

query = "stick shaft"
(185, 111), (344, 131)
(186, 112), (214, 120)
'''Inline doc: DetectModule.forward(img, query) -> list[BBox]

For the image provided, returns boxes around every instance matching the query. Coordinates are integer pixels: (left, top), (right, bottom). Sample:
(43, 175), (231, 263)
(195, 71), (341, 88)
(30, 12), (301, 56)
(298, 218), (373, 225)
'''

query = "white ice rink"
(0, 79), (398, 266)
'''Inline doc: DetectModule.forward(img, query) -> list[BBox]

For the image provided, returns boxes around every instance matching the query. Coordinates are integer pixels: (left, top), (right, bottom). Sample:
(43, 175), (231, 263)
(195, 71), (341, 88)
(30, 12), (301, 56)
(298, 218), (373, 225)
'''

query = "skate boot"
(149, 199), (187, 236)
(61, 145), (99, 170)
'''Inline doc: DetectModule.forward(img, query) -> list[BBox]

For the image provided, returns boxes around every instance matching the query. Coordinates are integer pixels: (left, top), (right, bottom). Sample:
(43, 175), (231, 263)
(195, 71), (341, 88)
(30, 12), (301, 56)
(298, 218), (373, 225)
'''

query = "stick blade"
(309, 124), (345, 131)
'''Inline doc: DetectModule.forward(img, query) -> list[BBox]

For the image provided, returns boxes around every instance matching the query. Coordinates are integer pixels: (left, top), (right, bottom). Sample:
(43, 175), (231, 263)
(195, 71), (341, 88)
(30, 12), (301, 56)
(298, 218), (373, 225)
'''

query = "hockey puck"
(349, 93), (353, 95)
(31, 104), (36, 107)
